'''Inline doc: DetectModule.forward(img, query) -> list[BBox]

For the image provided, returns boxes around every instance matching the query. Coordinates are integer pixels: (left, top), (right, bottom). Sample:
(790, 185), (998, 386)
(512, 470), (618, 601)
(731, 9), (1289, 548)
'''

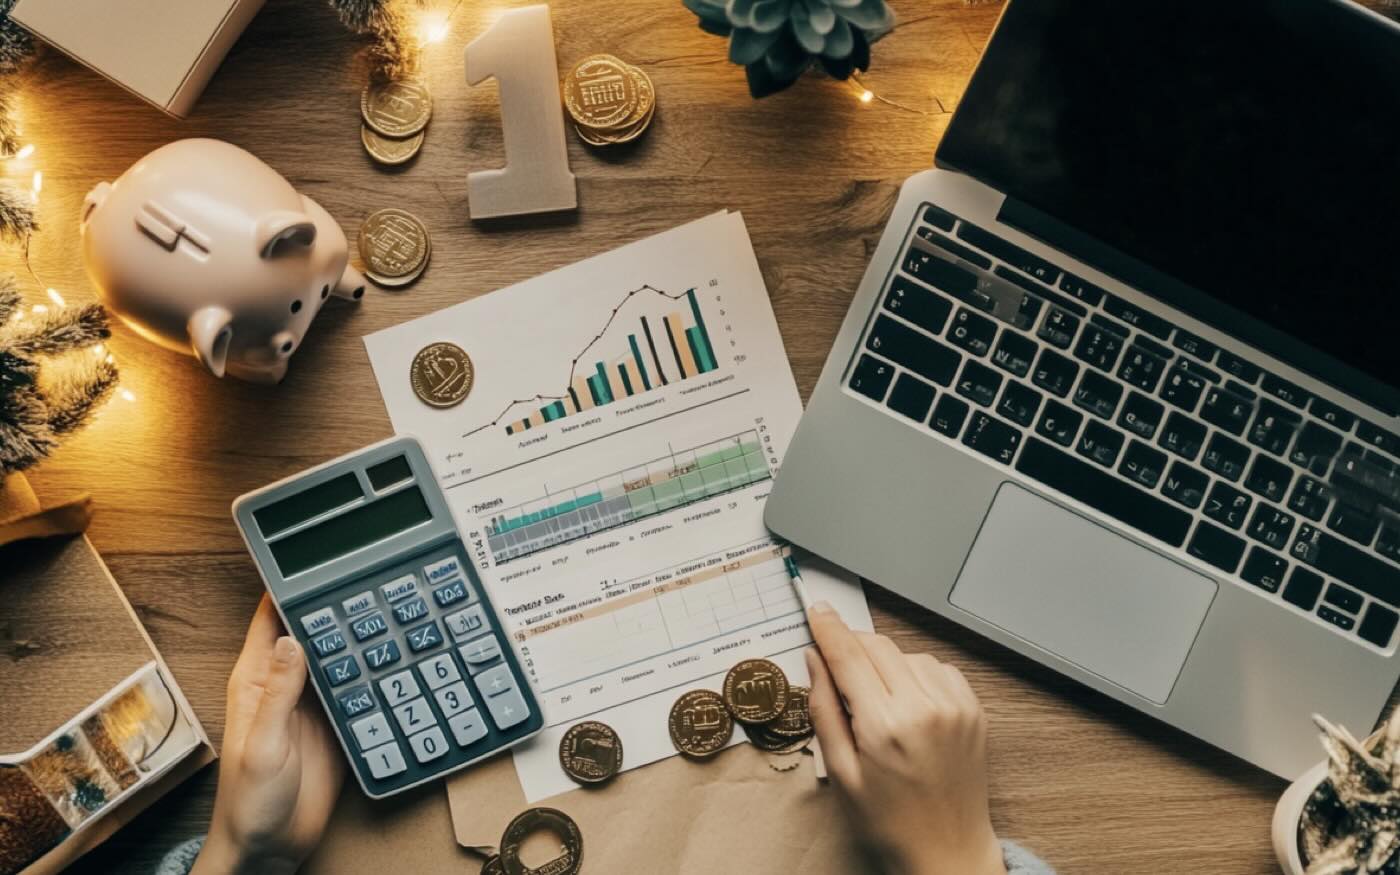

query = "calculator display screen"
(269, 486), (433, 577)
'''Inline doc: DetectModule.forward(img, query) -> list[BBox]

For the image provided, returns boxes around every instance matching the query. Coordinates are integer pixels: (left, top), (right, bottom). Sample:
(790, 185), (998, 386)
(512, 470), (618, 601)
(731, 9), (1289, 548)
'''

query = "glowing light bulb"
(92, 343), (106, 357)
(14, 144), (33, 160)
(419, 10), (450, 44)
(119, 388), (136, 402)
(46, 288), (65, 308)
(859, 89), (874, 104)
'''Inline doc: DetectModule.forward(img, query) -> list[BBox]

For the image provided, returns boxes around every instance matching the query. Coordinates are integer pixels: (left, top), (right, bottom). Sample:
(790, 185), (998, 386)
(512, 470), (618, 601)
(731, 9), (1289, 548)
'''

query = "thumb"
(243, 636), (308, 776)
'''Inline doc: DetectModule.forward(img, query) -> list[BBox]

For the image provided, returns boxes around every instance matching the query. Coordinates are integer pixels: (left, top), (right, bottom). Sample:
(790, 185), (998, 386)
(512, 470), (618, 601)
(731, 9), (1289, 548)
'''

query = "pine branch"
(0, 181), (35, 243)
(43, 355), (117, 434)
(0, 274), (18, 326)
(328, 0), (389, 33)
(0, 0), (35, 77)
(1, 303), (109, 355)
(0, 87), (18, 158)
(366, 1), (421, 83)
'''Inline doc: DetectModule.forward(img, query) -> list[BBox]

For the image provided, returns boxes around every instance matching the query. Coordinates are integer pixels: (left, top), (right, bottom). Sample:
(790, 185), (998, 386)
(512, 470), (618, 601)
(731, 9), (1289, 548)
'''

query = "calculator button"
(336, 686), (376, 718)
(473, 664), (516, 698)
(484, 686), (529, 730)
(364, 741), (407, 779)
(459, 636), (503, 674)
(379, 670), (421, 707)
(392, 697), (435, 735)
(364, 639), (402, 671)
(447, 708), (489, 747)
(341, 590), (376, 617)
(418, 653), (462, 690)
(406, 621), (444, 653)
(433, 681), (473, 718)
(392, 596), (430, 625)
(380, 574), (418, 603)
(350, 712), (392, 752)
(409, 726), (449, 764)
(299, 607), (336, 636)
(310, 628), (347, 659)
(324, 654), (361, 687)
(422, 556), (463, 586)
(444, 605), (488, 641)
(351, 612), (389, 642)
(433, 579), (470, 608)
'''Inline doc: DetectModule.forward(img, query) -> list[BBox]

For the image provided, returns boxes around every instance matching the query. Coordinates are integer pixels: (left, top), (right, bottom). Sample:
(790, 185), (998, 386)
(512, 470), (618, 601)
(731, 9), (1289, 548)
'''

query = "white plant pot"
(1273, 760), (1329, 875)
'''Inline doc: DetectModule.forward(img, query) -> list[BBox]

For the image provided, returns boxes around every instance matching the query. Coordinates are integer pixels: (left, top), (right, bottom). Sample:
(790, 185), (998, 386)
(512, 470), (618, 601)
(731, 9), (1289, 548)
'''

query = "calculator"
(232, 436), (542, 798)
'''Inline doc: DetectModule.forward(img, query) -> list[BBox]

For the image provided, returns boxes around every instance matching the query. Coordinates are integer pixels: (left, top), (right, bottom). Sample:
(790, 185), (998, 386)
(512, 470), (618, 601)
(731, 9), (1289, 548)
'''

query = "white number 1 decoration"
(465, 4), (578, 219)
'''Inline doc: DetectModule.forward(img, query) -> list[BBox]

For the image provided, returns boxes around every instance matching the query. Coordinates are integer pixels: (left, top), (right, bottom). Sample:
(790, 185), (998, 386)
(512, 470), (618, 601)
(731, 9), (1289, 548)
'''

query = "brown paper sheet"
(0, 475), (92, 549)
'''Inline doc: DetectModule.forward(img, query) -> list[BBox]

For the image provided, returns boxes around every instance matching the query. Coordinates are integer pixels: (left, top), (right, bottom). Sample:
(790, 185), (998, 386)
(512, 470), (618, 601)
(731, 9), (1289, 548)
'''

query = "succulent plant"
(1301, 712), (1400, 875)
(682, 0), (895, 98)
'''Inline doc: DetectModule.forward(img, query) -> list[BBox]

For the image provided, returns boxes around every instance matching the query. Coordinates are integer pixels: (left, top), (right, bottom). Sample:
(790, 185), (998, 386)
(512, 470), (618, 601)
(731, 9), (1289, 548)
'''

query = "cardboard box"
(10, 0), (265, 117)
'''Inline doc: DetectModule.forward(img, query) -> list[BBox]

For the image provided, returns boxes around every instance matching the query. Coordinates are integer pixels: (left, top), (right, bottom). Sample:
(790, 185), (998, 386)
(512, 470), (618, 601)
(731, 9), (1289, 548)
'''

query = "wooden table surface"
(15, 0), (1396, 871)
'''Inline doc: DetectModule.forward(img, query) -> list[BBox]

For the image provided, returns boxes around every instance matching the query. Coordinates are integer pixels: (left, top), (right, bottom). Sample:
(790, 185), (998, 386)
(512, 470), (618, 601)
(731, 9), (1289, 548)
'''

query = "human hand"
(192, 595), (346, 875)
(805, 602), (1005, 875)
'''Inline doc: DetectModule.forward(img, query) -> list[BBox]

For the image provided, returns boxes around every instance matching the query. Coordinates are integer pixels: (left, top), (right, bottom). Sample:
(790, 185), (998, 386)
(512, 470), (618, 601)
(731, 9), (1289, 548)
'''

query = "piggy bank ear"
(188, 306), (233, 378)
(256, 211), (316, 258)
(82, 181), (111, 226)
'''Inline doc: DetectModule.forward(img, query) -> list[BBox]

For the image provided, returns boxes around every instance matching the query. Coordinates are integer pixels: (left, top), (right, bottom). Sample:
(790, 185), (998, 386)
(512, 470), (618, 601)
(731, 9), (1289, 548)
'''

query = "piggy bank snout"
(272, 329), (297, 357)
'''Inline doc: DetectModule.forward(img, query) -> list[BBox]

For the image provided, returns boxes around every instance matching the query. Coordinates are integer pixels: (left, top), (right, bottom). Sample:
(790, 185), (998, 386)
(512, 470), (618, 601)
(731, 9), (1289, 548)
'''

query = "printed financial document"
(365, 212), (871, 801)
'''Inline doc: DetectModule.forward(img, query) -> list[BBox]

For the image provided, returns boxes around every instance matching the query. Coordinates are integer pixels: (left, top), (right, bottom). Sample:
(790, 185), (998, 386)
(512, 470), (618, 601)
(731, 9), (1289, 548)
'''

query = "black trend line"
(463, 284), (698, 439)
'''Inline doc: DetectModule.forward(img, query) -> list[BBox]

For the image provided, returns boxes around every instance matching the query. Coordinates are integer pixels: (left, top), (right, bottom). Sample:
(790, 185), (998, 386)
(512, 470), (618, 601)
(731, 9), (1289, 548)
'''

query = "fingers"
(806, 602), (887, 713)
(857, 632), (924, 699)
(226, 595), (287, 742)
(804, 648), (858, 785)
(242, 637), (308, 776)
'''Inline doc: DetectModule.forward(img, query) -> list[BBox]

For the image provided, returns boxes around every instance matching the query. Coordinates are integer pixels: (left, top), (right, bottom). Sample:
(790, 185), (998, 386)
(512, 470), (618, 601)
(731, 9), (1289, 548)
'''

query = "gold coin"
(766, 685), (812, 738)
(367, 235), (431, 288)
(482, 856), (504, 875)
(411, 341), (474, 408)
(359, 208), (430, 279)
(499, 807), (583, 875)
(563, 55), (638, 131)
(558, 721), (623, 786)
(723, 658), (789, 725)
(361, 124), (424, 166)
(591, 100), (655, 145)
(361, 79), (433, 138)
(619, 65), (654, 128)
(668, 689), (733, 758)
(741, 720), (812, 753)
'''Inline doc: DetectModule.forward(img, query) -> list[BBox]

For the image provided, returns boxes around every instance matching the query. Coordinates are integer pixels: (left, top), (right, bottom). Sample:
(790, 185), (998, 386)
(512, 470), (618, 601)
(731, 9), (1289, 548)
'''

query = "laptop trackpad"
(949, 483), (1217, 705)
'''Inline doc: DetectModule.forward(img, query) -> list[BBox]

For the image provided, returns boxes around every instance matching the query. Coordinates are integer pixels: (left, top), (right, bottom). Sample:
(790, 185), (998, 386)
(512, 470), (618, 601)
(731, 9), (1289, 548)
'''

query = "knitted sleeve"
(1003, 839), (1057, 874)
(154, 836), (203, 875)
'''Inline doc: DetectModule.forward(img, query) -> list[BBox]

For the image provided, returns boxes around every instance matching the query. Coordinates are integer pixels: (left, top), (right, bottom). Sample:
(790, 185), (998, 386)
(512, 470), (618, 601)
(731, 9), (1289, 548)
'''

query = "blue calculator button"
(351, 612), (389, 642)
(406, 621), (443, 653)
(342, 590), (376, 616)
(365, 639), (402, 670)
(324, 654), (361, 687)
(310, 628), (347, 658)
(432, 579), (469, 608)
(392, 596), (430, 625)
(422, 556), (463, 586)
(444, 605), (488, 641)
(380, 574), (418, 603)
(337, 685), (375, 718)
(299, 607), (336, 637)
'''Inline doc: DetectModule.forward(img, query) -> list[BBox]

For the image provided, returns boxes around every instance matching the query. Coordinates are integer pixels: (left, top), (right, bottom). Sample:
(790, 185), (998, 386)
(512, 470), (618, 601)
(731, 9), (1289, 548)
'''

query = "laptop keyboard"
(849, 203), (1400, 650)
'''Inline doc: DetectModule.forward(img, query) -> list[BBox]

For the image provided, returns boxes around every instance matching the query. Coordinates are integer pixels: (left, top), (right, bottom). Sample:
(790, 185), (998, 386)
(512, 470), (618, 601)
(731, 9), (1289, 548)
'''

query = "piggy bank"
(81, 138), (366, 383)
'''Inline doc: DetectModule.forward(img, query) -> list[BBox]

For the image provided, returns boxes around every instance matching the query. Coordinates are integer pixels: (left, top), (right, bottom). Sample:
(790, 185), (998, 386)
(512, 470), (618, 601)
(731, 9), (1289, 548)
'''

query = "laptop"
(765, 0), (1400, 779)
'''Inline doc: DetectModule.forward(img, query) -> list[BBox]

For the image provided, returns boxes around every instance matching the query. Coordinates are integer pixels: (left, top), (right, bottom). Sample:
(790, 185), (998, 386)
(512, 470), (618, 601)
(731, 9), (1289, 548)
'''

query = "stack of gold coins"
(667, 658), (815, 762)
(360, 79), (432, 166)
(563, 55), (655, 146)
(359, 207), (432, 288)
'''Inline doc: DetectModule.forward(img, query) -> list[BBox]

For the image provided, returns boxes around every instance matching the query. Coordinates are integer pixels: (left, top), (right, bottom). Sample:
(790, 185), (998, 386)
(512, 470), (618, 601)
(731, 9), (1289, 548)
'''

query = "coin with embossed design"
(499, 807), (583, 875)
(767, 685), (812, 738)
(411, 342), (474, 408)
(668, 689), (733, 757)
(563, 55), (638, 131)
(558, 721), (622, 785)
(359, 208), (430, 280)
(361, 124), (424, 165)
(361, 79), (432, 137)
(722, 658), (789, 725)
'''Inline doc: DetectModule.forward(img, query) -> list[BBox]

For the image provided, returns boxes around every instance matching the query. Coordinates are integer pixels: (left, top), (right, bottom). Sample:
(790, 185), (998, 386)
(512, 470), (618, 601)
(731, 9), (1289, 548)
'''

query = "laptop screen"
(936, 0), (1400, 411)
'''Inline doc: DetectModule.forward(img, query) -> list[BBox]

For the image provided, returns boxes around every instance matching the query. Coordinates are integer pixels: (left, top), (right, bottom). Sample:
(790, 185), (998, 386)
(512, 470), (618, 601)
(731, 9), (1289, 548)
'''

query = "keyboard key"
(1118, 392), (1164, 440)
(1035, 399), (1082, 447)
(422, 555), (464, 586)
(324, 654), (361, 687)
(1073, 370), (1122, 420)
(1015, 437), (1192, 547)
(961, 413), (1021, 465)
(1359, 603), (1399, 647)
(1117, 345), (1168, 393)
(1073, 324), (1125, 373)
(996, 381), (1042, 427)
(849, 354), (894, 402)
(433, 681), (474, 718)
(1076, 420), (1124, 468)
(1289, 422), (1343, 476)
(884, 276), (953, 335)
(1203, 482), (1252, 530)
(1261, 373), (1312, 409)
(1247, 504), (1296, 550)
(364, 639), (402, 670)
(392, 596), (430, 625)
(448, 708), (489, 747)
(351, 612), (389, 642)
(1158, 412), (1206, 460)
(990, 266), (1086, 321)
(916, 227), (993, 270)
(1226, 380), (1258, 401)
(887, 373), (936, 422)
(433, 578), (470, 608)
(1188, 521), (1246, 573)
(930, 394), (970, 437)
(1032, 349), (1079, 397)
(1247, 400), (1302, 456)
(392, 697), (434, 735)
(991, 332), (1037, 378)
(1327, 504), (1380, 547)
(1240, 547), (1288, 592)
(1201, 433), (1249, 482)
(922, 204), (956, 231)
(311, 628), (347, 659)
(1292, 525), (1400, 607)
(1162, 462), (1209, 510)
(299, 607), (336, 637)
(867, 316), (961, 386)
(1200, 386), (1254, 437)
(1037, 308), (1079, 350)
(459, 636), (505, 674)
(1217, 352), (1262, 384)
(406, 620), (444, 653)
(1173, 330), (1218, 362)
(902, 246), (983, 299)
(380, 574), (418, 603)
(1357, 421), (1400, 458)
(1160, 366), (1207, 412)
(1102, 294), (1172, 339)
(1058, 272), (1106, 306)
(341, 591), (375, 617)
(419, 652), (462, 690)
(1245, 455), (1292, 503)
(1180, 358), (1222, 384)
(1283, 567), (1325, 611)
(409, 726), (450, 763)
(1379, 526), (1400, 563)
(956, 360), (1003, 407)
(949, 308), (997, 358)
(1309, 398), (1356, 433)
(956, 222), (1063, 285)
(1323, 584), (1363, 614)
(351, 712), (393, 752)
(1318, 606), (1356, 632)
(1288, 476), (1333, 522)
(337, 686), (376, 718)
(365, 741), (407, 779)
(1119, 440), (1167, 488)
